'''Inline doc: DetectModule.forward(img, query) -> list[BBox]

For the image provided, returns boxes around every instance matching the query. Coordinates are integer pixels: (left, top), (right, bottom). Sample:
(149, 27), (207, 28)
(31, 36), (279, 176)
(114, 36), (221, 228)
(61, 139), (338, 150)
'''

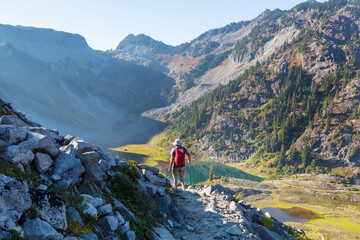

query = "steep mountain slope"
(159, 0), (360, 176)
(0, 24), (174, 144)
(113, 9), (301, 118)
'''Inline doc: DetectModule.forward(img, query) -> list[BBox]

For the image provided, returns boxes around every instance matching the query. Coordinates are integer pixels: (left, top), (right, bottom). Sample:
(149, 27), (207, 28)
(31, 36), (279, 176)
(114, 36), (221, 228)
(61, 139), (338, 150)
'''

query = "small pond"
(262, 207), (322, 223)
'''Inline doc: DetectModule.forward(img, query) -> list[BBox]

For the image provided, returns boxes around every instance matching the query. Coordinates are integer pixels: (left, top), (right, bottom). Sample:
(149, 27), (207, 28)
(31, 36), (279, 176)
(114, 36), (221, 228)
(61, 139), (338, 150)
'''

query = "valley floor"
(218, 176), (360, 240)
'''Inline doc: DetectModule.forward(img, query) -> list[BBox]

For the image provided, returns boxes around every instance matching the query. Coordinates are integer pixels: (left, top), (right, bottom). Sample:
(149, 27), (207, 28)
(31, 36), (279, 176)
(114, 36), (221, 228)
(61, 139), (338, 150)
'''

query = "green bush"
(349, 144), (360, 159)
(261, 215), (274, 230)
(0, 145), (5, 154)
(108, 169), (158, 240)
(1, 230), (26, 240)
(82, 213), (98, 228)
(220, 176), (229, 182)
(0, 159), (39, 187)
(234, 192), (244, 203)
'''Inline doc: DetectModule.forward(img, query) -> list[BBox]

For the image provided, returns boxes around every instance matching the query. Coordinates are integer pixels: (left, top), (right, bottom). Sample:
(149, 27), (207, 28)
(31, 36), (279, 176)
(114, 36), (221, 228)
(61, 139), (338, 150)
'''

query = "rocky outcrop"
(0, 100), (180, 239)
(0, 174), (32, 231)
(170, 185), (304, 240)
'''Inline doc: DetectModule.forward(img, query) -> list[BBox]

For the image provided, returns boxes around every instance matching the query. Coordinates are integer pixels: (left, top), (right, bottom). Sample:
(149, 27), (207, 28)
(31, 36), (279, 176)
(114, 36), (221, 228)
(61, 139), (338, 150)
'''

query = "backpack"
(174, 148), (186, 166)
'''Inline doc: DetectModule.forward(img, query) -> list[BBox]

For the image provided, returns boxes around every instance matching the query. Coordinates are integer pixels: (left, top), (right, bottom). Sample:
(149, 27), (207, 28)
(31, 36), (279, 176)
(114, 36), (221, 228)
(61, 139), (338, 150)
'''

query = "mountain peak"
(0, 24), (96, 63)
(116, 33), (174, 54)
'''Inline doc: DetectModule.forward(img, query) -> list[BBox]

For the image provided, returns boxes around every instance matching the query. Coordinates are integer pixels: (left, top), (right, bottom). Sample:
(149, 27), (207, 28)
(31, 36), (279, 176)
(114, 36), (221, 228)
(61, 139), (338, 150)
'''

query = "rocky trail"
(168, 185), (304, 240)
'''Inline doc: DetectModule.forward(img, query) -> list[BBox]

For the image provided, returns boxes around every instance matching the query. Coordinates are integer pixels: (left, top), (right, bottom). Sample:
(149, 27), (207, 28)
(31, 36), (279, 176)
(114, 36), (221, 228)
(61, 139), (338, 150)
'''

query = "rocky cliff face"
(0, 99), (305, 239)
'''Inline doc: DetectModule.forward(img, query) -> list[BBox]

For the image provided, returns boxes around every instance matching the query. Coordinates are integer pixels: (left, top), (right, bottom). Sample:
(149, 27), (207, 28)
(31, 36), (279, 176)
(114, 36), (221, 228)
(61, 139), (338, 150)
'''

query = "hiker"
(168, 139), (191, 190)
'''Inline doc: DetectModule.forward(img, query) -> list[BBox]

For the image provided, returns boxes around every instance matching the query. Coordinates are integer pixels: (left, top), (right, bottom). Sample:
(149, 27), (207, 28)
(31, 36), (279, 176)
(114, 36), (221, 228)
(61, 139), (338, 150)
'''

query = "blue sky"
(0, 0), (327, 51)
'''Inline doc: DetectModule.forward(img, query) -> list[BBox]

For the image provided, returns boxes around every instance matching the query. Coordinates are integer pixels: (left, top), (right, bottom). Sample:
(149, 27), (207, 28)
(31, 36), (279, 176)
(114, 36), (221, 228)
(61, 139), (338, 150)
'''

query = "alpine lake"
(109, 144), (263, 185)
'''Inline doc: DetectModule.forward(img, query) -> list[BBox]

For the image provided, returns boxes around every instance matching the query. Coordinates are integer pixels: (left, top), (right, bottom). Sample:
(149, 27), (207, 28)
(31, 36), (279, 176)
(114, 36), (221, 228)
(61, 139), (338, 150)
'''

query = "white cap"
(173, 139), (183, 146)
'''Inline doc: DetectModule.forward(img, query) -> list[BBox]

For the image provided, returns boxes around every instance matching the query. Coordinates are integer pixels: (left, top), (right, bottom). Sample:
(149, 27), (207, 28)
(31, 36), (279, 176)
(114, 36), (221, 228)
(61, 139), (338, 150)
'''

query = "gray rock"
(203, 184), (235, 196)
(0, 125), (28, 144)
(28, 132), (59, 157)
(168, 219), (174, 228)
(0, 229), (10, 239)
(229, 201), (243, 213)
(64, 237), (78, 240)
(157, 187), (166, 196)
(1, 143), (34, 165)
(185, 224), (194, 232)
(112, 197), (137, 221)
(67, 207), (84, 226)
(151, 231), (163, 240)
(39, 174), (53, 186)
(214, 232), (227, 239)
(80, 233), (98, 240)
(52, 152), (85, 185)
(80, 194), (94, 202)
(169, 202), (184, 225)
(103, 236), (119, 240)
(78, 151), (99, 164)
(140, 164), (159, 175)
(29, 189), (67, 231)
(78, 184), (102, 198)
(153, 226), (176, 240)
(34, 152), (53, 174)
(144, 181), (158, 196)
(36, 184), (48, 190)
(96, 150), (116, 167)
(55, 179), (71, 189)
(59, 145), (77, 157)
(27, 127), (62, 146)
(0, 115), (27, 126)
(0, 139), (9, 148)
(137, 179), (148, 195)
(98, 204), (113, 215)
(80, 152), (105, 183)
(23, 218), (63, 240)
(69, 138), (93, 154)
(120, 221), (130, 234)
(226, 224), (243, 236)
(64, 134), (75, 145)
(89, 197), (103, 208)
(2, 131), (59, 166)
(238, 200), (251, 209)
(116, 159), (132, 168)
(51, 174), (62, 182)
(156, 194), (184, 225)
(114, 211), (125, 226)
(126, 231), (136, 240)
(98, 215), (118, 232)
(143, 169), (166, 186)
(81, 202), (98, 217)
(253, 225), (282, 240)
(0, 174), (32, 230)
(99, 159), (112, 173)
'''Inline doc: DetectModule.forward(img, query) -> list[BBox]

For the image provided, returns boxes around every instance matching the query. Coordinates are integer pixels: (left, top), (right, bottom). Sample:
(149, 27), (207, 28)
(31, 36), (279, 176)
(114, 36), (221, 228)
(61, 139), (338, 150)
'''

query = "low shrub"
(0, 159), (39, 187)
(108, 168), (158, 239)
(261, 215), (274, 230)
(234, 192), (244, 203)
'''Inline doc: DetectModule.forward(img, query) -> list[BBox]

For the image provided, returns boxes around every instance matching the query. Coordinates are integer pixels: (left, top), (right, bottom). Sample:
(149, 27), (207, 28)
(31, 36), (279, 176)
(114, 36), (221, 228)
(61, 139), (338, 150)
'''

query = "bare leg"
(180, 180), (185, 190)
(174, 176), (178, 188)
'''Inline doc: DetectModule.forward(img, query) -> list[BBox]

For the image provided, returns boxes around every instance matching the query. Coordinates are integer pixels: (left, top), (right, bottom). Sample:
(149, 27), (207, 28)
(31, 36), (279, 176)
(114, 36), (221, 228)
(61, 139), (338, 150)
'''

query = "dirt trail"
(171, 186), (260, 240)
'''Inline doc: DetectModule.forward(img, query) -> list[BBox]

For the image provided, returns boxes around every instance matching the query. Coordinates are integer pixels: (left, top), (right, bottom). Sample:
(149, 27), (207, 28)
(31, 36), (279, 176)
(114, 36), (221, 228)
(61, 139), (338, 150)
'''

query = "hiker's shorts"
(172, 166), (185, 182)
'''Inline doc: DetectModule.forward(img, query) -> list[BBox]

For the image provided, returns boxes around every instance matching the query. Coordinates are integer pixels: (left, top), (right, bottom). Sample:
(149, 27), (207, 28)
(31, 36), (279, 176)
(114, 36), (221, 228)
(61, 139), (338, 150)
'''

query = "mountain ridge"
(151, 0), (360, 178)
(0, 24), (174, 145)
